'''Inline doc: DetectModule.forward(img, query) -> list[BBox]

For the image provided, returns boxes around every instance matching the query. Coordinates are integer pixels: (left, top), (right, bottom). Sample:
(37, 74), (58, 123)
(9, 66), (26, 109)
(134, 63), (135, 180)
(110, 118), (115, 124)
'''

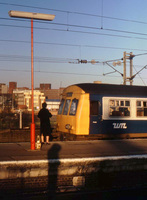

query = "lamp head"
(9, 10), (55, 21)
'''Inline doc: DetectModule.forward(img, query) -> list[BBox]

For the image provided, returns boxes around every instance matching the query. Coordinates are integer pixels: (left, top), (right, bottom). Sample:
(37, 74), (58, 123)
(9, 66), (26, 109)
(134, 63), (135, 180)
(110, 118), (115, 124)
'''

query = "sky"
(1, 0), (147, 89)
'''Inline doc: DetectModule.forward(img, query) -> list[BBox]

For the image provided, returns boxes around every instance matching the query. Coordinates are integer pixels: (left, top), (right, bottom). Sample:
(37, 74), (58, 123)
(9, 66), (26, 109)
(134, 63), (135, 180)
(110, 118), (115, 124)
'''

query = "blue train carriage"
(56, 83), (147, 139)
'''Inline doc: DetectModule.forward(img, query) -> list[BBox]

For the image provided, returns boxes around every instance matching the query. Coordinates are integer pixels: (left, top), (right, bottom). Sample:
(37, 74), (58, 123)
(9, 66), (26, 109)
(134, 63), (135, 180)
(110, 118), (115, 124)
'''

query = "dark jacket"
(38, 108), (52, 136)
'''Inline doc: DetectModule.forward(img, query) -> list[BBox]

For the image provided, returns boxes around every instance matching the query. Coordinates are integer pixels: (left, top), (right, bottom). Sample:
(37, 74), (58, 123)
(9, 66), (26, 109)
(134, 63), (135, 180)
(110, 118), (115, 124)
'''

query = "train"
(56, 83), (147, 140)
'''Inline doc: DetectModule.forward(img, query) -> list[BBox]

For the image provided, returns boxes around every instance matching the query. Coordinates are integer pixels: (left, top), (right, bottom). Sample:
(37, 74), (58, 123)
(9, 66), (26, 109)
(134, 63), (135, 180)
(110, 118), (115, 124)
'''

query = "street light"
(8, 10), (55, 21)
(9, 10), (55, 150)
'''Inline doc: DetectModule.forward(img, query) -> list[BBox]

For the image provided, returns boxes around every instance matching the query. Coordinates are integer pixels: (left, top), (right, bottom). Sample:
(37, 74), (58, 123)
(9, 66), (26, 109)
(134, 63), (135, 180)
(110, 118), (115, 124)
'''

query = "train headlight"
(65, 124), (72, 130)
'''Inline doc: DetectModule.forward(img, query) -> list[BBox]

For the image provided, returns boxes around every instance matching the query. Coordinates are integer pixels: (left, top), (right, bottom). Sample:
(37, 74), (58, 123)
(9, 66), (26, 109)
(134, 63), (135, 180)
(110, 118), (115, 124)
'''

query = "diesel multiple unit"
(56, 83), (147, 139)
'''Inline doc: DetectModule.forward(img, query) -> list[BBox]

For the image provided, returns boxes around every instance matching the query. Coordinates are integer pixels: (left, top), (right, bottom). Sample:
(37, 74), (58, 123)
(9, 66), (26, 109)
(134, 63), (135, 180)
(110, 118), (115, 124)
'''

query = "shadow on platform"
(47, 143), (61, 199)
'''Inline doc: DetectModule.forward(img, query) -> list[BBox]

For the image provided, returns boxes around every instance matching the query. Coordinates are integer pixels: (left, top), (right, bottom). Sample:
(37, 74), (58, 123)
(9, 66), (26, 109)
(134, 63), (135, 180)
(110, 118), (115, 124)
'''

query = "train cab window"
(120, 101), (124, 106)
(58, 99), (65, 115)
(137, 100), (147, 116)
(110, 100), (130, 117)
(69, 99), (78, 116)
(90, 101), (99, 115)
(63, 99), (71, 115)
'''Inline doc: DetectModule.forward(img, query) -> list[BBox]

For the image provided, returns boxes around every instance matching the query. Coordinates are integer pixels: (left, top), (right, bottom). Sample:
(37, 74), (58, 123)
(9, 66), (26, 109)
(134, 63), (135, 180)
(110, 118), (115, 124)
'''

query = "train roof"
(74, 83), (147, 96)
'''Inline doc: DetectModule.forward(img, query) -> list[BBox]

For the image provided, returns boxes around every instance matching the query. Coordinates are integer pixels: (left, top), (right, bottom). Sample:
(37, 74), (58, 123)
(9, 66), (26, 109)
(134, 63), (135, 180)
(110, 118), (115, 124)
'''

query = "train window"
(125, 101), (130, 106)
(69, 99), (78, 116)
(116, 100), (119, 106)
(137, 101), (141, 107)
(120, 101), (124, 106)
(58, 99), (65, 115)
(110, 100), (115, 106)
(63, 99), (71, 115)
(137, 100), (147, 116)
(67, 92), (73, 97)
(110, 100), (130, 117)
(90, 101), (99, 115)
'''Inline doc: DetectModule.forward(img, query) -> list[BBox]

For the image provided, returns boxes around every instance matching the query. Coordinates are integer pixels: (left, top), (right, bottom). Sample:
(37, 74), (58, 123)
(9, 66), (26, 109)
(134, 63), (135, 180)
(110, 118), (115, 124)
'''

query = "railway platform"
(1, 140), (147, 198)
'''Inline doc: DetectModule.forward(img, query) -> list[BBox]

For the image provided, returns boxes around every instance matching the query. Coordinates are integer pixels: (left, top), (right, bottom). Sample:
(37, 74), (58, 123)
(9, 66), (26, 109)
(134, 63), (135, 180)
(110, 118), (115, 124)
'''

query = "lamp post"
(9, 10), (55, 150)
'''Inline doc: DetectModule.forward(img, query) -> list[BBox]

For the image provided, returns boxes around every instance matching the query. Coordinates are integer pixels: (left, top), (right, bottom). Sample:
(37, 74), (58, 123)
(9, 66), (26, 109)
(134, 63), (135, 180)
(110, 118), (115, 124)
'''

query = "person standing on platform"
(38, 102), (52, 145)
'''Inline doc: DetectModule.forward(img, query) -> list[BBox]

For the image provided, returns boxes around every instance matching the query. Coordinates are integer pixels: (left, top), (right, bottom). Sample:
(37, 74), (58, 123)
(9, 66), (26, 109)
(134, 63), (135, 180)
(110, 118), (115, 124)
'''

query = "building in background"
(40, 83), (51, 90)
(37, 83), (63, 100)
(46, 99), (60, 115)
(0, 84), (10, 112)
(39, 84), (64, 114)
(9, 82), (17, 94)
(46, 99), (60, 110)
(0, 82), (64, 114)
(13, 89), (45, 111)
(0, 94), (12, 112)
(0, 83), (8, 94)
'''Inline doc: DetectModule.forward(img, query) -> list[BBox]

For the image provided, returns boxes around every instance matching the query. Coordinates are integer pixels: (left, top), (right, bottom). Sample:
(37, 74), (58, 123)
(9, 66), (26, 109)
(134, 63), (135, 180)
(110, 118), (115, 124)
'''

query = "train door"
(90, 98), (102, 134)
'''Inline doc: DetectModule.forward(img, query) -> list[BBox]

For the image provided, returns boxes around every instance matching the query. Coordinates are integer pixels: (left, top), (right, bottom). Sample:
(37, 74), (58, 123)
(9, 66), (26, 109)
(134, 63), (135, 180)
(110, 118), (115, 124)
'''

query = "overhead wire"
(0, 68), (104, 77)
(1, 2), (147, 26)
(1, 39), (147, 53)
(0, 53), (147, 68)
(0, 68), (147, 84)
(1, 3), (147, 48)
(1, 2), (147, 84)
(1, 3), (147, 44)
(0, 54), (76, 64)
(133, 65), (146, 86)
(1, 18), (147, 40)
(1, 23), (147, 41)
(1, 16), (147, 38)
